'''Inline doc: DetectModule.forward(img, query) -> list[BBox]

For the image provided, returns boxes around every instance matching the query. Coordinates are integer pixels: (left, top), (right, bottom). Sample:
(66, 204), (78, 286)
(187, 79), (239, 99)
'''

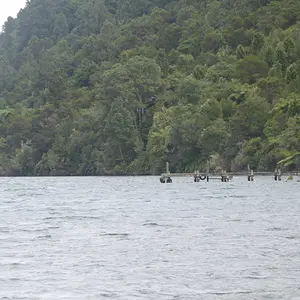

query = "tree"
(103, 101), (141, 173)
(1, 0), (300, 175)
(236, 44), (246, 59)
(200, 119), (229, 155)
(236, 55), (269, 83)
(230, 92), (270, 140)
(53, 13), (69, 40)
(277, 152), (300, 168)
(96, 56), (162, 108)
(275, 46), (287, 71)
(76, 0), (109, 35)
(251, 32), (264, 54)
(0, 55), (16, 93)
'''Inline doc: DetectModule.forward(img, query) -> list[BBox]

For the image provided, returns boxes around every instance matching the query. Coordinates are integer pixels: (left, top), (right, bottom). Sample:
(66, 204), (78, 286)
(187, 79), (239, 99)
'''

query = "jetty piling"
(159, 163), (296, 183)
(160, 161), (231, 183)
(221, 170), (230, 182)
(274, 168), (282, 181)
(160, 162), (172, 183)
(247, 164), (254, 181)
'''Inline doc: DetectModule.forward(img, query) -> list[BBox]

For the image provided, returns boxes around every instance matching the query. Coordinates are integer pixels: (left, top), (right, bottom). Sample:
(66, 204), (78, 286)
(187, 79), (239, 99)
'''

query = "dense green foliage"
(1, 0), (300, 175)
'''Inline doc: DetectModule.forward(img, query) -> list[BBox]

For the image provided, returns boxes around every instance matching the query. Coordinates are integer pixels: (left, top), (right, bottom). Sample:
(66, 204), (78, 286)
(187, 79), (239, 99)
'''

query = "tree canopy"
(0, 0), (300, 175)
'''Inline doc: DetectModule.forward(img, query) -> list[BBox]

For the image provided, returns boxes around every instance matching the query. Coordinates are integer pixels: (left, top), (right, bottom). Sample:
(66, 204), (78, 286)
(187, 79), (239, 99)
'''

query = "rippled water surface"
(1, 176), (300, 299)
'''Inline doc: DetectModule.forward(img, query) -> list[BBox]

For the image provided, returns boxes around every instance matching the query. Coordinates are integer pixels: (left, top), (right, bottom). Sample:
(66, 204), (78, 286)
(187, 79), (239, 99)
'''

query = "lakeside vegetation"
(0, 0), (300, 176)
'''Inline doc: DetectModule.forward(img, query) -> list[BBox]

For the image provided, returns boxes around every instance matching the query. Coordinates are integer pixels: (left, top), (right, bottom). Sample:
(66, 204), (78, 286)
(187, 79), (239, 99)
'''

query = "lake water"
(0, 176), (300, 299)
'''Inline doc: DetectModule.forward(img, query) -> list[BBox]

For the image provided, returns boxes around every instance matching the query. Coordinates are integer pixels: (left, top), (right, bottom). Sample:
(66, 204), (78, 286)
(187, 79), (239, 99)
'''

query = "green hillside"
(0, 0), (300, 175)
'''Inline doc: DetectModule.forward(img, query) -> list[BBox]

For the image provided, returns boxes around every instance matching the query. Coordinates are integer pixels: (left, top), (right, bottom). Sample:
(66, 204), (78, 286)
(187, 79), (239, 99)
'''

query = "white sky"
(0, 0), (27, 28)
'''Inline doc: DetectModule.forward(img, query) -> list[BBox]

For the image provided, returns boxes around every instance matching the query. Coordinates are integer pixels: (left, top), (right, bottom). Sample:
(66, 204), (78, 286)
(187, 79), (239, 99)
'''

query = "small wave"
(244, 276), (268, 280)
(20, 228), (46, 233)
(9, 278), (21, 281)
(16, 193), (45, 197)
(37, 235), (52, 239)
(1, 262), (26, 267)
(143, 222), (179, 228)
(228, 219), (241, 222)
(44, 216), (102, 220)
(0, 227), (10, 233)
(100, 233), (129, 237)
(143, 222), (159, 226)
(207, 290), (253, 295)
(232, 195), (248, 199)
(204, 228), (216, 232)
(44, 217), (58, 220)
(2, 297), (28, 300)
(207, 195), (224, 199)
(11, 262), (24, 266)
(96, 292), (118, 298)
(20, 227), (59, 232)
(267, 227), (288, 231)
(49, 211), (59, 215)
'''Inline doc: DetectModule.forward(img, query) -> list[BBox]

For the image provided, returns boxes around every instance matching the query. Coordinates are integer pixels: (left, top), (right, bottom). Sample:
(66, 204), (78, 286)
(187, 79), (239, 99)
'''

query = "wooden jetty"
(159, 162), (299, 183)
(160, 162), (232, 183)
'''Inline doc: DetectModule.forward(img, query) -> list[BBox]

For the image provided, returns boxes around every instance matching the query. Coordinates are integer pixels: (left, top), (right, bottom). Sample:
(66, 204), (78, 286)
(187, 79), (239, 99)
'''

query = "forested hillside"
(0, 0), (300, 175)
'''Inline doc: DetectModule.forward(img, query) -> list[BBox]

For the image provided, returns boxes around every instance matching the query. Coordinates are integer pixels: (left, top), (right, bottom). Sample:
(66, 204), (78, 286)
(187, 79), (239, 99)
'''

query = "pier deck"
(159, 162), (299, 183)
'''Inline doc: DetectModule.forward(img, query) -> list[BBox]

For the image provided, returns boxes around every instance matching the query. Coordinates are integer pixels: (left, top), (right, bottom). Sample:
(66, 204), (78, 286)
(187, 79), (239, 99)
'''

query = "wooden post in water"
(193, 161), (210, 182)
(159, 161), (172, 183)
(206, 161), (210, 182)
(221, 170), (230, 182)
(194, 170), (200, 182)
(165, 162), (172, 183)
(274, 168), (282, 181)
(247, 164), (254, 181)
(166, 161), (170, 174)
